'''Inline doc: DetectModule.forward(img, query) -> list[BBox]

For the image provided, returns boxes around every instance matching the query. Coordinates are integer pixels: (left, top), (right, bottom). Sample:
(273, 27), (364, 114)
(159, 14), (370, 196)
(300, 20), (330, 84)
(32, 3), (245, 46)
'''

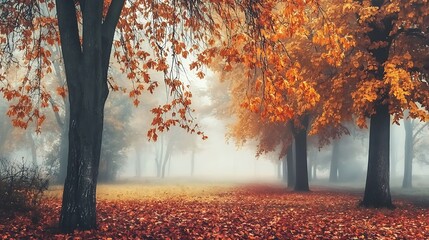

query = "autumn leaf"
(2, 184), (429, 239)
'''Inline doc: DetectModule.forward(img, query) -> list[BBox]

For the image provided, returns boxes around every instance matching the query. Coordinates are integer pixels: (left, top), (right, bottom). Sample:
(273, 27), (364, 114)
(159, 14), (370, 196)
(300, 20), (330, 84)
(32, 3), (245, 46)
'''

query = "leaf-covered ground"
(1, 183), (429, 239)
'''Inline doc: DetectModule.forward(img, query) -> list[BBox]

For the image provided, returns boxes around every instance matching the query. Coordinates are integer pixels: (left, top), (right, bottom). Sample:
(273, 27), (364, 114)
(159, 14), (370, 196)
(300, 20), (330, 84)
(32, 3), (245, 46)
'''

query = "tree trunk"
(56, 0), (124, 231)
(361, 0), (394, 208)
(161, 141), (172, 178)
(287, 141), (295, 188)
(402, 117), (413, 188)
(281, 155), (287, 183)
(362, 103), (393, 208)
(155, 137), (164, 177)
(293, 116), (309, 191)
(329, 140), (339, 182)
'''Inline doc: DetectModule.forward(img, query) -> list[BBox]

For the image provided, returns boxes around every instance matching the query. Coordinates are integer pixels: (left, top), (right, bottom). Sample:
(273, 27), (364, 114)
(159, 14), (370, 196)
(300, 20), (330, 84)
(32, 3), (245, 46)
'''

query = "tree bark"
(329, 140), (339, 182)
(293, 116), (309, 191)
(402, 117), (413, 188)
(56, 0), (124, 231)
(287, 140), (295, 188)
(362, 103), (393, 208)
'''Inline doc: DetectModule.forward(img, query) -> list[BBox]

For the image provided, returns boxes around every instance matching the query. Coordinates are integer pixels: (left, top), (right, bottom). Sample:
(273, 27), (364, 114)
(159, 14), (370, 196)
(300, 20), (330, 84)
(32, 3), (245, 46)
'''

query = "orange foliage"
(0, 0), (218, 140)
(212, 0), (429, 150)
(1, 0), (429, 144)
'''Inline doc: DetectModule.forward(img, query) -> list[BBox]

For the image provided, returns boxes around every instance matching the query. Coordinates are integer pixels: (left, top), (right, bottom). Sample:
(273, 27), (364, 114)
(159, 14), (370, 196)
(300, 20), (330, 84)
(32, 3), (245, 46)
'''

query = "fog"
(1, 73), (429, 189)
(119, 117), (278, 182)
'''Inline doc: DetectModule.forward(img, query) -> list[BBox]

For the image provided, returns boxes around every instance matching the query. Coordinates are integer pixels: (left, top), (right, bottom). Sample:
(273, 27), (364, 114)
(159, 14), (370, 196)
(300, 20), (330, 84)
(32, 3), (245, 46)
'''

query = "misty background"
(1, 69), (429, 189)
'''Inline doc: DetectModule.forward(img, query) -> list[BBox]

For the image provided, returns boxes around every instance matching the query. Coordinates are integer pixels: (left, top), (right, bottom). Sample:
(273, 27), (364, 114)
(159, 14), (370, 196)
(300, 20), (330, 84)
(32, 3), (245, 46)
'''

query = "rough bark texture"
(362, 104), (392, 208)
(56, 0), (124, 231)
(402, 118), (413, 188)
(329, 140), (339, 182)
(293, 116), (309, 192)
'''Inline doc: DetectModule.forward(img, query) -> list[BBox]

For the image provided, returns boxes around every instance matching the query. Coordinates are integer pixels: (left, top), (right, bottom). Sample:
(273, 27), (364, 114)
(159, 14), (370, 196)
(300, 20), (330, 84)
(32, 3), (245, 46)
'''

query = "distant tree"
(0, 100), (13, 159)
(210, 0), (357, 192)
(98, 94), (133, 182)
(402, 111), (429, 189)
(330, 139), (340, 182)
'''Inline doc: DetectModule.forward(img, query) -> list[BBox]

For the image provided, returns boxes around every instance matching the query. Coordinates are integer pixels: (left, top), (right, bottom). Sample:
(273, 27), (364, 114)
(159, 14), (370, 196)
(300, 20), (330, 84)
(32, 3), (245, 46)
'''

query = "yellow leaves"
(342, 2), (358, 13)
(358, 6), (379, 23)
(285, 64), (301, 84)
(383, 2), (400, 14)
(270, 25), (290, 42)
(296, 81), (320, 114)
(384, 56), (415, 106)
(312, 22), (355, 67)
(248, 97), (261, 113)
(354, 81), (382, 103)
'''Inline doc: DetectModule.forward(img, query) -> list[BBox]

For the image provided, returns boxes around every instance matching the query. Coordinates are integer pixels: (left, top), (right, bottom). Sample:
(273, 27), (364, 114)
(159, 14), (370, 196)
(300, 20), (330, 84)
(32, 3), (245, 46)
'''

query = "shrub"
(0, 158), (49, 220)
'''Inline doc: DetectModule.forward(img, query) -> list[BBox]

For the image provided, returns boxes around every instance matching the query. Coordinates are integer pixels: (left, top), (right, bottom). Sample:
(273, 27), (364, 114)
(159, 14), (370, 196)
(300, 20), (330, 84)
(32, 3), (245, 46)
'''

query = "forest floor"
(1, 182), (429, 239)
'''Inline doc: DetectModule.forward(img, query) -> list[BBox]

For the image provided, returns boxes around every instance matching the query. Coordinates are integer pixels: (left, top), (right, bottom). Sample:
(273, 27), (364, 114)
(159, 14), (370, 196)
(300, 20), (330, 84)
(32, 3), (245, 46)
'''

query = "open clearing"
(1, 183), (429, 239)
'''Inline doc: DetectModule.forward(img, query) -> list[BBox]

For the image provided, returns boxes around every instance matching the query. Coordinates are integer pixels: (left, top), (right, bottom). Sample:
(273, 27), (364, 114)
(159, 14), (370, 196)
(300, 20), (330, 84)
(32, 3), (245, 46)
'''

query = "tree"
(286, 142), (296, 188)
(402, 111), (429, 189)
(213, 0), (429, 204)
(209, 0), (355, 192)
(330, 139), (340, 182)
(348, 0), (429, 208)
(1, 0), (212, 231)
